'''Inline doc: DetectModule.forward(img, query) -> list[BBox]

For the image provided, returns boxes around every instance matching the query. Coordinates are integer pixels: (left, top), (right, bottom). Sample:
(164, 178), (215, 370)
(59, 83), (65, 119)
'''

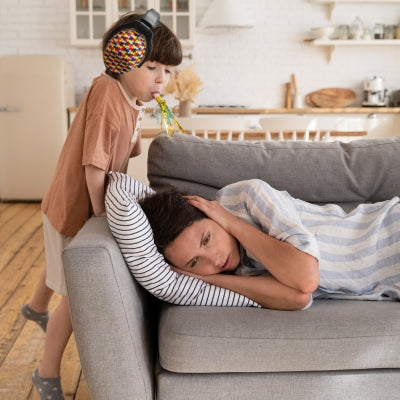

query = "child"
(21, 9), (182, 399)
(139, 179), (400, 310)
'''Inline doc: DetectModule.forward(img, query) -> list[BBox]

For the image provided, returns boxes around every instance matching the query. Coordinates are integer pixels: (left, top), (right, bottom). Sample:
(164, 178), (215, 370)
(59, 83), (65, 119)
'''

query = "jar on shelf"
(373, 23), (384, 39)
(384, 25), (396, 39)
(338, 25), (350, 40)
(363, 27), (372, 40)
(350, 17), (364, 40)
(396, 24), (400, 39)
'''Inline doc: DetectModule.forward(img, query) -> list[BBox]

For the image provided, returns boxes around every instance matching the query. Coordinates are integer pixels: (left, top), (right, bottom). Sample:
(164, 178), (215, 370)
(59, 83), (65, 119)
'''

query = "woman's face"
(164, 218), (240, 276)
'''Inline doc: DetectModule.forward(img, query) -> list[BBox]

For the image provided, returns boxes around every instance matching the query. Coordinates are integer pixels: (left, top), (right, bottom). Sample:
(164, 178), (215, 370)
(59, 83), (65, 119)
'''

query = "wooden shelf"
(311, 39), (400, 61)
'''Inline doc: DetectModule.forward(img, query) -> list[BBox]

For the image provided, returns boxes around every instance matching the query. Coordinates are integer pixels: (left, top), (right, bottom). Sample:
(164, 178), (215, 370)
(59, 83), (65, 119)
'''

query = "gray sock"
(32, 369), (65, 400)
(21, 304), (49, 332)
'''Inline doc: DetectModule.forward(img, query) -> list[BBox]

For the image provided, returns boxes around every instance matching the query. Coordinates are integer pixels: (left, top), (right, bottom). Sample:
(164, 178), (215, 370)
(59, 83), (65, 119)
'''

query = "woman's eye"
(165, 69), (171, 74)
(147, 66), (156, 71)
(190, 257), (198, 268)
(203, 233), (210, 246)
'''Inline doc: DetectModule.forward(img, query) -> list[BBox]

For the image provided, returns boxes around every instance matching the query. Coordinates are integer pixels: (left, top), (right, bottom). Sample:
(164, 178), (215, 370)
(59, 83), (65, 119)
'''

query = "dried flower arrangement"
(163, 64), (203, 103)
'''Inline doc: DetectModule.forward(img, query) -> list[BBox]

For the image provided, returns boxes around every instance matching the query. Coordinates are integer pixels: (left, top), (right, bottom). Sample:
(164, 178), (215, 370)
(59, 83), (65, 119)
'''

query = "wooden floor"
(0, 202), (91, 400)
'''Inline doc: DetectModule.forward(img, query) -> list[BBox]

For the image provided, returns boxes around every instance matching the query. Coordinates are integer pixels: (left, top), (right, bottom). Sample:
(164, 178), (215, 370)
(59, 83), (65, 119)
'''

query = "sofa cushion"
(105, 172), (258, 307)
(148, 134), (400, 203)
(158, 300), (400, 374)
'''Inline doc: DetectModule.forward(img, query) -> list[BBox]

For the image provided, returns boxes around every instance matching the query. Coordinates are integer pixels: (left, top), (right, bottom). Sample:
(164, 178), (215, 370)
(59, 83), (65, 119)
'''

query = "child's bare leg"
(38, 295), (72, 378)
(28, 267), (54, 312)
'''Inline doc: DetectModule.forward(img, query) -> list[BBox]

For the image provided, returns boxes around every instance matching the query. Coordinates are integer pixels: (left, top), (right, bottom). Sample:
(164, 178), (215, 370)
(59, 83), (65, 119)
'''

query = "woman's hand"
(185, 195), (239, 234)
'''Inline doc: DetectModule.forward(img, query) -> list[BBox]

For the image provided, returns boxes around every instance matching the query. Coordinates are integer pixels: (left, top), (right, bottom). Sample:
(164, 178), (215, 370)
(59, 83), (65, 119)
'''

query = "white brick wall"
(1, 0), (399, 108)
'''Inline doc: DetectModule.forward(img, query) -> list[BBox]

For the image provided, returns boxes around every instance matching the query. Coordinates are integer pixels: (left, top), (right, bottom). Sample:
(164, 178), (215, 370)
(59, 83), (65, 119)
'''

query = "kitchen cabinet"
(69, 0), (195, 48)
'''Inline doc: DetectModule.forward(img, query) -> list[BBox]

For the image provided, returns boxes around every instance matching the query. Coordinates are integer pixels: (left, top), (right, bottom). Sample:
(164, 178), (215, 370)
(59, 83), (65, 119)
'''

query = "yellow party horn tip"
(155, 95), (186, 137)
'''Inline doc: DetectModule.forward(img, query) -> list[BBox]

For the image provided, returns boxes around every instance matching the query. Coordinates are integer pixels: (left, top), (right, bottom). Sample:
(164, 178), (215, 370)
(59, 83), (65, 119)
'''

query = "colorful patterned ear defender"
(103, 8), (160, 74)
(103, 29), (147, 74)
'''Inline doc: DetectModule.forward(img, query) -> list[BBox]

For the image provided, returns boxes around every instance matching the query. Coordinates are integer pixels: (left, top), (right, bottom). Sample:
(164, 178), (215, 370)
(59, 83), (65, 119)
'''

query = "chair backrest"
(329, 117), (368, 142)
(259, 117), (325, 141)
(178, 117), (249, 140)
(259, 117), (368, 142)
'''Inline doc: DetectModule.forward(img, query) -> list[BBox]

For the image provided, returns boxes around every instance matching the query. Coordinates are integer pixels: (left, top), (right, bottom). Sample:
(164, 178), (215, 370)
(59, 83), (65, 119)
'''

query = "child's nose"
(156, 71), (167, 84)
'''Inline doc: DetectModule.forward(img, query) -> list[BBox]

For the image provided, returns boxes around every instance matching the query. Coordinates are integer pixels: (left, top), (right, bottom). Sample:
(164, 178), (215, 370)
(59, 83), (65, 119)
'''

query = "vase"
(178, 100), (192, 117)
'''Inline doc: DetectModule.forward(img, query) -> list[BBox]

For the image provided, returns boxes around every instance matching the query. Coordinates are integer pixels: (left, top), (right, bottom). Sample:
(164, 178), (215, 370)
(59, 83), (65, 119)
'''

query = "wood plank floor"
(0, 202), (91, 400)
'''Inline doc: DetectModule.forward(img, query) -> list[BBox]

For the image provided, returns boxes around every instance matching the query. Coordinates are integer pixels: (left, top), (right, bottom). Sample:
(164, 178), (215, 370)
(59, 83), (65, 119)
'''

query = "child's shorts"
(42, 213), (72, 296)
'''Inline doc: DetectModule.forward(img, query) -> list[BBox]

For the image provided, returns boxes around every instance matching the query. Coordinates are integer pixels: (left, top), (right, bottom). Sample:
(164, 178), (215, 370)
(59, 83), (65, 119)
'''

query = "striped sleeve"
(217, 179), (320, 260)
(105, 172), (259, 307)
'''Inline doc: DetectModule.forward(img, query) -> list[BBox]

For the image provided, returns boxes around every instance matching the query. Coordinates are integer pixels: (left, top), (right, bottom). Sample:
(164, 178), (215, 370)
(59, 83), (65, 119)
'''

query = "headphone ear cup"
(103, 9), (159, 73)
(103, 28), (149, 73)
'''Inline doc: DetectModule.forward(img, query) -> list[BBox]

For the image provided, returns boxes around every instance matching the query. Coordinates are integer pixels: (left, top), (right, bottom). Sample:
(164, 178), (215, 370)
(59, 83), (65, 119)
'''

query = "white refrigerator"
(0, 55), (75, 200)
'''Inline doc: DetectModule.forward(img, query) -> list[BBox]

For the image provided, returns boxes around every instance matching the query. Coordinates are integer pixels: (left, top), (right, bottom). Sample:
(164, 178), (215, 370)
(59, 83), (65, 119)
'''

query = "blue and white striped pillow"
(105, 172), (259, 307)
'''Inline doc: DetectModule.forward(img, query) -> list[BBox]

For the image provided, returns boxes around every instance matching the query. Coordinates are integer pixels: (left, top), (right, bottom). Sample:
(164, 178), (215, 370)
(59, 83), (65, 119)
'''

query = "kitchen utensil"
(362, 76), (388, 107)
(291, 74), (298, 95)
(291, 74), (302, 108)
(305, 93), (317, 107)
(308, 88), (356, 108)
(285, 82), (292, 108)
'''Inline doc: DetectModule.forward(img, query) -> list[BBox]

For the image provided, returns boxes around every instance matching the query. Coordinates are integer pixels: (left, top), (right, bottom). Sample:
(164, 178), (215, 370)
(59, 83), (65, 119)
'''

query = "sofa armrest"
(63, 216), (155, 400)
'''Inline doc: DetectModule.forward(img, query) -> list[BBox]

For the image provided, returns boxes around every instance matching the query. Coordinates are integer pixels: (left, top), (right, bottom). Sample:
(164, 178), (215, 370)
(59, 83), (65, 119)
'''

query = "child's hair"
(139, 189), (206, 255)
(103, 11), (182, 79)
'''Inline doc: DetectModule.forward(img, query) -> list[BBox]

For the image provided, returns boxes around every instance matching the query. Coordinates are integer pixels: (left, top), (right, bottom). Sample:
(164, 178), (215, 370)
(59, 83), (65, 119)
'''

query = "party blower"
(154, 95), (185, 137)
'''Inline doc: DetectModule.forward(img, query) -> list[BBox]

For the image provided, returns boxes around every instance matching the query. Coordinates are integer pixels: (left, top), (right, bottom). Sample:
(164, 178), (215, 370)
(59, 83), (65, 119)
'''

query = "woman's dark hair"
(139, 188), (206, 255)
(102, 11), (182, 79)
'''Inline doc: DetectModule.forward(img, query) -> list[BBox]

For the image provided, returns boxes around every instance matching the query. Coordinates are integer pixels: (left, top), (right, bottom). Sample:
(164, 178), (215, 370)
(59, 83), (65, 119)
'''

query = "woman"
(140, 179), (400, 310)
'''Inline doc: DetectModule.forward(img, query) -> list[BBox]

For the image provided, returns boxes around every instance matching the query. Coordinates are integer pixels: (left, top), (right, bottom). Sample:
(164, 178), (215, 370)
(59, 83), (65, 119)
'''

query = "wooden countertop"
(191, 107), (400, 114)
(68, 107), (400, 115)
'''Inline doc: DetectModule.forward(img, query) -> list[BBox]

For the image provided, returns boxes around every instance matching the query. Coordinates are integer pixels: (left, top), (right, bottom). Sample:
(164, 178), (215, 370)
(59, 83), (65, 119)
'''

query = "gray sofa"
(64, 134), (400, 400)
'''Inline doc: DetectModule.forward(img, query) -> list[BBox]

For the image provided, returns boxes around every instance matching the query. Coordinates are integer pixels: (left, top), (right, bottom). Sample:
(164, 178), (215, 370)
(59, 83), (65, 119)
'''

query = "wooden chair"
(259, 117), (326, 141)
(259, 117), (367, 142)
(178, 117), (249, 141)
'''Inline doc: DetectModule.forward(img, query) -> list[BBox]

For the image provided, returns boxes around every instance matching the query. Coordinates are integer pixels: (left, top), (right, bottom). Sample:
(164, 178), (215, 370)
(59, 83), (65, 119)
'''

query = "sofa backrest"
(147, 134), (400, 205)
